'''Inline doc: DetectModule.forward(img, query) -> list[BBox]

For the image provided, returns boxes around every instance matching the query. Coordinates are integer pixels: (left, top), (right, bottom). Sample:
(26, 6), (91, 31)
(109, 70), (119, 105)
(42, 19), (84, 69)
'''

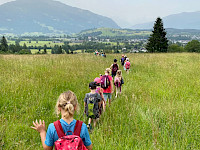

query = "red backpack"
(112, 64), (118, 75)
(100, 75), (110, 89)
(54, 120), (88, 150)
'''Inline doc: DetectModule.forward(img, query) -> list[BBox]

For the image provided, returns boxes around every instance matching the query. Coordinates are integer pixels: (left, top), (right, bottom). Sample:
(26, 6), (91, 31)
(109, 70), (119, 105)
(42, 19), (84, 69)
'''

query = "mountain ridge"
(131, 11), (200, 30)
(0, 0), (120, 34)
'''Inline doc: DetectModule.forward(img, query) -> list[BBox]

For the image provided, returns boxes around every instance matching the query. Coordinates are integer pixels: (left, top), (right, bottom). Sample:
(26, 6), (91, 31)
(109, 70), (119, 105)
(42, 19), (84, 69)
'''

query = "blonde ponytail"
(63, 103), (74, 118)
(55, 91), (78, 119)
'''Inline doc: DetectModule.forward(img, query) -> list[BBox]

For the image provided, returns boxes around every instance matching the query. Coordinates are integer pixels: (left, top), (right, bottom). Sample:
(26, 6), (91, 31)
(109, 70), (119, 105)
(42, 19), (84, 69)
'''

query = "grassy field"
(79, 28), (151, 37)
(7, 40), (83, 47)
(0, 53), (199, 149)
(8, 41), (64, 47)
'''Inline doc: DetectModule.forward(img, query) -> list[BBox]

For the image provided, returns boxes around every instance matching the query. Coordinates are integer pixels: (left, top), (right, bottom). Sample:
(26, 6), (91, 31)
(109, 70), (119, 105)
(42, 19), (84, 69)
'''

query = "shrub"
(18, 49), (32, 54)
(168, 44), (185, 52)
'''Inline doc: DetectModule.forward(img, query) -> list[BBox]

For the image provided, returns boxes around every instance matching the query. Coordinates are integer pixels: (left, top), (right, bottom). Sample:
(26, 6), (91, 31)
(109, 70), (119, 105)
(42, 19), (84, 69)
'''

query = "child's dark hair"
(114, 59), (117, 62)
(89, 82), (97, 90)
(95, 82), (100, 86)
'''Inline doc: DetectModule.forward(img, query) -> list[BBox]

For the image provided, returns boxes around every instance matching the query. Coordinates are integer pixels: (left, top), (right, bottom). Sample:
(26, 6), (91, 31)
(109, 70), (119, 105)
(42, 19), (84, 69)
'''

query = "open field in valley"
(0, 53), (199, 149)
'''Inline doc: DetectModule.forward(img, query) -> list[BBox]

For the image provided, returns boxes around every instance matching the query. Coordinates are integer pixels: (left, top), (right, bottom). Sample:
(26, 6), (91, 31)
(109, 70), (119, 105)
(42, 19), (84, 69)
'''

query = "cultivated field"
(0, 53), (199, 149)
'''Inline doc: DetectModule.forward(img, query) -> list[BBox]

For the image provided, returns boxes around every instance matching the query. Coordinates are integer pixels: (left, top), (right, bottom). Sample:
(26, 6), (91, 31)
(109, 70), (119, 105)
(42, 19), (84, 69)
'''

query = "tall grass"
(0, 53), (199, 149)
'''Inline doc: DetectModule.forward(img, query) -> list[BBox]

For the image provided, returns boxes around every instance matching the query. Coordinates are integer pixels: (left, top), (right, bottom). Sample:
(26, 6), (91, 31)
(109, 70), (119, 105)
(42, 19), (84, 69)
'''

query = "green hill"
(78, 28), (152, 37)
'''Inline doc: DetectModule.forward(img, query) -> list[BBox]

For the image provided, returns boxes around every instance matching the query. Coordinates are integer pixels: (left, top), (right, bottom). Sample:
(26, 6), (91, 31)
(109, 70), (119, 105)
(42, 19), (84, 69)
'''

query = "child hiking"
(84, 82), (102, 130)
(95, 50), (99, 56)
(110, 59), (119, 78)
(31, 91), (92, 150)
(100, 68), (113, 107)
(124, 58), (131, 74)
(120, 55), (125, 66)
(94, 77), (106, 113)
(114, 70), (124, 98)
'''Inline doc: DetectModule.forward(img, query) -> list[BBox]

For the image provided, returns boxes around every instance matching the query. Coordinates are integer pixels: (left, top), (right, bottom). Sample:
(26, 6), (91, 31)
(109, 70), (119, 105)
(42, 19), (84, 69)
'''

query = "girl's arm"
(84, 102), (86, 113)
(100, 88), (105, 102)
(98, 101), (101, 108)
(31, 120), (53, 150)
(110, 79), (114, 94)
(110, 64), (113, 69)
(86, 144), (93, 150)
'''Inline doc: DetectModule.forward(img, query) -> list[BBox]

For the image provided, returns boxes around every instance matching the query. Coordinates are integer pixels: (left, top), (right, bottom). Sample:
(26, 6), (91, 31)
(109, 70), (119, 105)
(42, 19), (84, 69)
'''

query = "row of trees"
(0, 36), (32, 54)
(0, 36), (144, 54)
(51, 41), (134, 54)
(168, 40), (200, 52)
(1, 18), (200, 54)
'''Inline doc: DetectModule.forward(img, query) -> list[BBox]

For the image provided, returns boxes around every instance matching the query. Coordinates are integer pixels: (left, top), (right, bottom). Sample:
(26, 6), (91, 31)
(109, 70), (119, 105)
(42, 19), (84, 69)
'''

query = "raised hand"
(31, 119), (46, 133)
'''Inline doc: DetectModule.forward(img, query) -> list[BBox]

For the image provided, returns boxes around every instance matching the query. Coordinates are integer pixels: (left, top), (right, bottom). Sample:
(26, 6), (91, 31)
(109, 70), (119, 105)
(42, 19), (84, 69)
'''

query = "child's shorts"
(88, 114), (99, 119)
(103, 93), (112, 101)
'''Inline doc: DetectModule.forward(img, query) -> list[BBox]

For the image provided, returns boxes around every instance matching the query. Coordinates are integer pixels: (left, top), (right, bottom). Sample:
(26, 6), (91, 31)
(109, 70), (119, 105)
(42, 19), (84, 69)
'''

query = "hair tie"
(63, 102), (71, 107)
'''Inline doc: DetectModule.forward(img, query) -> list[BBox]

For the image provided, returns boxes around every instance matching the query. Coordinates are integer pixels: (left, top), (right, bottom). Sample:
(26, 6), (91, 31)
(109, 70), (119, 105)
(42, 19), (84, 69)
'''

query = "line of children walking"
(31, 55), (130, 150)
(84, 57), (131, 131)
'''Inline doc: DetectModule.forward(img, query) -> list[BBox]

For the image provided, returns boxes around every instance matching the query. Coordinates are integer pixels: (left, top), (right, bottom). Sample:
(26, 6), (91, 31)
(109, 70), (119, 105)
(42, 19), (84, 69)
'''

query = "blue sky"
(1, 0), (200, 27)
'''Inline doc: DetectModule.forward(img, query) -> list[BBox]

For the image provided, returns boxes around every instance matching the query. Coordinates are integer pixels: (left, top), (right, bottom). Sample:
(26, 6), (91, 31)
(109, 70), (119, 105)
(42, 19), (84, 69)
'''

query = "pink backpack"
(54, 120), (88, 150)
(125, 62), (130, 69)
(114, 77), (121, 87)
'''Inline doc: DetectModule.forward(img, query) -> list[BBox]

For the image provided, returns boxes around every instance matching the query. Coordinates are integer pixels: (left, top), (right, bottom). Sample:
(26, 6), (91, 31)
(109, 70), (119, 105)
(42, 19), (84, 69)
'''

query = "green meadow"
(0, 53), (199, 149)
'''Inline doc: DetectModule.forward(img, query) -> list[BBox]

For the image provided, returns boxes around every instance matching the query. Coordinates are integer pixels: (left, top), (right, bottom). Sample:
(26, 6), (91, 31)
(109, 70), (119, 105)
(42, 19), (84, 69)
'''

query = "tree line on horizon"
(1, 17), (200, 54)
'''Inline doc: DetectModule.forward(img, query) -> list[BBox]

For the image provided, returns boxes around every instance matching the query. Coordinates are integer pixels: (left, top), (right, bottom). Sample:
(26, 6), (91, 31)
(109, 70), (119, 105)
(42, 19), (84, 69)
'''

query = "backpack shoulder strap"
(54, 120), (65, 138)
(74, 120), (83, 136)
(85, 93), (89, 99)
(95, 92), (99, 99)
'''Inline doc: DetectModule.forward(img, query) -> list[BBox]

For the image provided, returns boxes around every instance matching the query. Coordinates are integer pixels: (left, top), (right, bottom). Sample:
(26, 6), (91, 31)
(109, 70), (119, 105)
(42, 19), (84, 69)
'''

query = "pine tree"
(57, 46), (63, 54)
(0, 36), (8, 52)
(23, 43), (27, 50)
(43, 44), (47, 54)
(146, 17), (168, 53)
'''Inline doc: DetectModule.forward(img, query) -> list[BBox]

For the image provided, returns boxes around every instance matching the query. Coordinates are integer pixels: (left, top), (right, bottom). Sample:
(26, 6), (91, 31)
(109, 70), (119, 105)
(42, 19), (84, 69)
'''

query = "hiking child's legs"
(126, 69), (129, 74)
(116, 86), (121, 98)
(93, 118), (99, 127)
(103, 93), (108, 110)
(103, 100), (106, 111)
(108, 93), (112, 106)
(103, 93), (112, 106)
(98, 101), (103, 116)
(88, 117), (92, 125)
(115, 86), (118, 98)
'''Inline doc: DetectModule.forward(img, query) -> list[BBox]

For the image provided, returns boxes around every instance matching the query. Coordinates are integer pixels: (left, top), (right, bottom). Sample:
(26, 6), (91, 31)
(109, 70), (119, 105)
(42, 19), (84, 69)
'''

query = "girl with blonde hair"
(31, 91), (92, 150)
(114, 70), (124, 98)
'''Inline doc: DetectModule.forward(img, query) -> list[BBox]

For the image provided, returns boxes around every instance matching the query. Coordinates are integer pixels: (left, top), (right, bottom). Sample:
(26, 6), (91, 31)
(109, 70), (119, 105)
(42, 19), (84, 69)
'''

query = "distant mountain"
(131, 11), (200, 30)
(0, 0), (120, 34)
